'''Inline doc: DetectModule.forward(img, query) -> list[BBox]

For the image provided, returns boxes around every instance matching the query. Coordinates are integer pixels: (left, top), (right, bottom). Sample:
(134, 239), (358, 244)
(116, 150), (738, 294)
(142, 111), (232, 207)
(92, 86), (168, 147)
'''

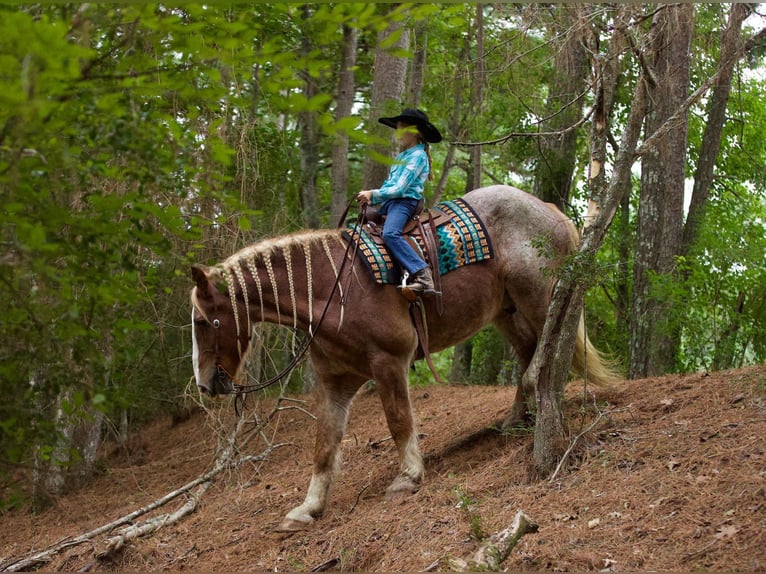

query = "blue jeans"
(379, 198), (427, 275)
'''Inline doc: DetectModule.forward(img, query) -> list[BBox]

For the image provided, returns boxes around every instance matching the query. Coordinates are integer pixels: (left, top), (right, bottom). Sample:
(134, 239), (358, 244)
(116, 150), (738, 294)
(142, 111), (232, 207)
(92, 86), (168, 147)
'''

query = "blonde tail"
(572, 312), (621, 387)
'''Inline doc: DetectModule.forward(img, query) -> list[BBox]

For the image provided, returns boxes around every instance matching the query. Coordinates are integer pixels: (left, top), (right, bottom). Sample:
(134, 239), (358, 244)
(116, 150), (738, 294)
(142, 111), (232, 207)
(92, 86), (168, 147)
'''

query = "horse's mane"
(219, 229), (342, 273)
(201, 228), (346, 339)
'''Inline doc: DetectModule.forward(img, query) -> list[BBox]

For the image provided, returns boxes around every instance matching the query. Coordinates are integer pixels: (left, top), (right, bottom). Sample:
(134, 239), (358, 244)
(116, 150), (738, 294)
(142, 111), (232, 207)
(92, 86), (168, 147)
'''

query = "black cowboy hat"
(378, 108), (442, 143)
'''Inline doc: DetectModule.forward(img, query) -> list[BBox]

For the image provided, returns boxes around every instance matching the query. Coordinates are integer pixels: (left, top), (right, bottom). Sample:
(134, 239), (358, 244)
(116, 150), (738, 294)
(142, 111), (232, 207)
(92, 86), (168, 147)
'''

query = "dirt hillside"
(1, 365), (764, 571)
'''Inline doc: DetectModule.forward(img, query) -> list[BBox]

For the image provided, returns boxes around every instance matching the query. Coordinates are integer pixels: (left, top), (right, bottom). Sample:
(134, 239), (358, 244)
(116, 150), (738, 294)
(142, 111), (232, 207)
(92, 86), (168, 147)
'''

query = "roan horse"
(190, 185), (617, 532)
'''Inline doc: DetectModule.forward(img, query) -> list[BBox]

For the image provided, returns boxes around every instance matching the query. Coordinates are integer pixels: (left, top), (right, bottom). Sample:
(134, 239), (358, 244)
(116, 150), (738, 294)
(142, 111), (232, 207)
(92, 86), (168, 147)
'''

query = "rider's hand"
(356, 190), (372, 205)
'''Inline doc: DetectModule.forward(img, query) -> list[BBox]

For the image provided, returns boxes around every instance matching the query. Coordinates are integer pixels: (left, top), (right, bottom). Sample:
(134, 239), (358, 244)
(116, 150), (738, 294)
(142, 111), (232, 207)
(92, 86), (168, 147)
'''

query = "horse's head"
(190, 264), (250, 396)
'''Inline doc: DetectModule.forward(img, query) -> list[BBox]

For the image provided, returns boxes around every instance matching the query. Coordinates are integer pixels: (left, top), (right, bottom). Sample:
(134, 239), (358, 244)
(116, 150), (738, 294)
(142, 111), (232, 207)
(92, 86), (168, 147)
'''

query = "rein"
(209, 201), (367, 410)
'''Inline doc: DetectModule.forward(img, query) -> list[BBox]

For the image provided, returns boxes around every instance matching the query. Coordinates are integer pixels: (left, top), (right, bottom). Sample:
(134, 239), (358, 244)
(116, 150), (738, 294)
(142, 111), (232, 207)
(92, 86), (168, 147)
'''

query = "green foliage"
(676, 188), (766, 372)
(453, 485), (487, 541)
(410, 348), (453, 387)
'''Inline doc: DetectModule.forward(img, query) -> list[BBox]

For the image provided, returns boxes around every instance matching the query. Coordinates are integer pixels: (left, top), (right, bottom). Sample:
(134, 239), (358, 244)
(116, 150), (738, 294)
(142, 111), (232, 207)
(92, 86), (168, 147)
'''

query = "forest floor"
(1, 365), (765, 572)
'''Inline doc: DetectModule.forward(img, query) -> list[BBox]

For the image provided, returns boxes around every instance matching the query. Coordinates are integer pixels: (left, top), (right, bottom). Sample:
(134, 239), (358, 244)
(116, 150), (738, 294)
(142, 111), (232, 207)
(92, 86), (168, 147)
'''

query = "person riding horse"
(356, 108), (442, 295)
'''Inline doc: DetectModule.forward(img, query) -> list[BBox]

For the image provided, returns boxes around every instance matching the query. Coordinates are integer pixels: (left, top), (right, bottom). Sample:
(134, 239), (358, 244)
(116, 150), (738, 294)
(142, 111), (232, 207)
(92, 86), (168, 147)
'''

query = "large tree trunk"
(682, 3), (751, 255)
(532, 5), (589, 210)
(532, 6), (650, 474)
(629, 5), (693, 379)
(330, 24), (358, 224)
(362, 13), (410, 189)
(298, 5), (321, 228)
(469, 4), (484, 191)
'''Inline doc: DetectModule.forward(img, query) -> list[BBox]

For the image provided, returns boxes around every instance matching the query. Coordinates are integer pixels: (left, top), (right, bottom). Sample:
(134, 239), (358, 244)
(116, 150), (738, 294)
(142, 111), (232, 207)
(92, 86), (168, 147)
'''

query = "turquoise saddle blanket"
(342, 198), (493, 285)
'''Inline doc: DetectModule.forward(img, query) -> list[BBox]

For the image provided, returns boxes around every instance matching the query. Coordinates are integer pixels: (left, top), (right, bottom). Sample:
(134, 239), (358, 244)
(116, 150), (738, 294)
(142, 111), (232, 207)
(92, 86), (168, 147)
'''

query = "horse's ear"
(191, 264), (212, 296)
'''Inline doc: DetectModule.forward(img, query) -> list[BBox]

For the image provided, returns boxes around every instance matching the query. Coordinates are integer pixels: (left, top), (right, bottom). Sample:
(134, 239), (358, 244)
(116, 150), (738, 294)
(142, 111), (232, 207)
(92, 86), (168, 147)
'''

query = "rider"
(356, 108), (442, 295)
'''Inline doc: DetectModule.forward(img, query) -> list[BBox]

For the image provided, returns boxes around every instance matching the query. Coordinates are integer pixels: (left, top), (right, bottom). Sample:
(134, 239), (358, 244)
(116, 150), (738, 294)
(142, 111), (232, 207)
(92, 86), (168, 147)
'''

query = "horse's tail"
(572, 317), (621, 387)
(548, 203), (622, 388)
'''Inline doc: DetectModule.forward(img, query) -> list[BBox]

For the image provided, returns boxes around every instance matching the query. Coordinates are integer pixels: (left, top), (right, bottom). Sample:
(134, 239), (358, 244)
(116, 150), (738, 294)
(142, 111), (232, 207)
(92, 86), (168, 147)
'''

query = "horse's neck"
(221, 231), (346, 334)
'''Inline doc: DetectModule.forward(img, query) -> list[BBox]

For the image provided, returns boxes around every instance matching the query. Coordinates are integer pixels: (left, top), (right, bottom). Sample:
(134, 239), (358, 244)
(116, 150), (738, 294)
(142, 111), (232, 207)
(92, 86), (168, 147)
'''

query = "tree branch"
(452, 106), (594, 147)
(635, 24), (766, 160)
(1, 394), (299, 572)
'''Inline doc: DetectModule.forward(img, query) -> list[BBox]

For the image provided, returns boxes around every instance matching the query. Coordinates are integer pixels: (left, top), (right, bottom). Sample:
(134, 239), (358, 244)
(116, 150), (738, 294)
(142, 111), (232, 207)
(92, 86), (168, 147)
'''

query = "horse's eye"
(213, 319), (221, 328)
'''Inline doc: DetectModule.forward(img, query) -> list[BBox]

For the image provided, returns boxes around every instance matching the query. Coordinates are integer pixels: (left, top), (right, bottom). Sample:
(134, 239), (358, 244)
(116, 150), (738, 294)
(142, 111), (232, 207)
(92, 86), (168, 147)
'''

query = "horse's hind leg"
(493, 310), (539, 429)
(372, 359), (424, 497)
(278, 374), (364, 532)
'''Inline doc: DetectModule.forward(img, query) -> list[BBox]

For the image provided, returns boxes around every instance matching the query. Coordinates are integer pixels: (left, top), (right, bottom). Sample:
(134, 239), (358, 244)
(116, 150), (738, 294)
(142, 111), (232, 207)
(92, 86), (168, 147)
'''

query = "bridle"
(198, 202), (366, 413)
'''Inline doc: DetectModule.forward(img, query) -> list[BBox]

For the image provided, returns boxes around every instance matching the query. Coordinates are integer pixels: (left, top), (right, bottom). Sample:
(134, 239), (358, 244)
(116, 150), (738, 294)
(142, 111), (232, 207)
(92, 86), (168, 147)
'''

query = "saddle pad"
(343, 198), (493, 285)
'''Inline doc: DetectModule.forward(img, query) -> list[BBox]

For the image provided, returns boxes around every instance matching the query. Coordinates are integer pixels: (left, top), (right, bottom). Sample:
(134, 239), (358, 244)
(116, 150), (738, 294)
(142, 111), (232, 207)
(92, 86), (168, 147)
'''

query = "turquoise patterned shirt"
(370, 143), (429, 204)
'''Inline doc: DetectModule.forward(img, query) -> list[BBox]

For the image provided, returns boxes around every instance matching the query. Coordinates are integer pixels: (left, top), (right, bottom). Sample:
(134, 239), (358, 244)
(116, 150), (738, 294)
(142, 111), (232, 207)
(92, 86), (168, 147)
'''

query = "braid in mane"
(423, 140), (434, 182)
(223, 267), (243, 358)
(245, 256), (265, 322)
(263, 256), (280, 325)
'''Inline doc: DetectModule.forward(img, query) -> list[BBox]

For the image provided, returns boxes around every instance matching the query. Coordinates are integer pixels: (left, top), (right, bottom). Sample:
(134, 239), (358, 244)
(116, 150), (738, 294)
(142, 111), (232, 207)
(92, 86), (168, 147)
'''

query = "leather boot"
(409, 266), (435, 295)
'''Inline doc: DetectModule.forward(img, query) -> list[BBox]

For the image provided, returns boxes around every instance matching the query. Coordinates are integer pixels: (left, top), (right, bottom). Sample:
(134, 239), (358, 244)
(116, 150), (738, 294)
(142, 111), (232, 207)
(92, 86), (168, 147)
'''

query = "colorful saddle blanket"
(343, 198), (493, 285)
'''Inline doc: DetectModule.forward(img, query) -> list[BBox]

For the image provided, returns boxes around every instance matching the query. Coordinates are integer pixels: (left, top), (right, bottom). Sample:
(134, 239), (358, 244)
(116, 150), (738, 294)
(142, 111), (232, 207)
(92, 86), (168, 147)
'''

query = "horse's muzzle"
(199, 365), (236, 397)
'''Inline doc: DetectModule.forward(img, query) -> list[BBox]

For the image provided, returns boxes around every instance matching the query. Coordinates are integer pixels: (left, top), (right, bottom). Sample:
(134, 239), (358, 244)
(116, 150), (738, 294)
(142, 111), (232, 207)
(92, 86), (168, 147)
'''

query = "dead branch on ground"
(1, 392), (302, 572)
(424, 510), (538, 572)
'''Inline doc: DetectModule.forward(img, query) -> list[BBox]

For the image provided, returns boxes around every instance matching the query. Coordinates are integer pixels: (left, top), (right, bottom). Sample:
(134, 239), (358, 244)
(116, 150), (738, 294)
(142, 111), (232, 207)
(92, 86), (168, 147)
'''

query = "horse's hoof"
(276, 517), (313, 533)
(385, 474), (420, 499)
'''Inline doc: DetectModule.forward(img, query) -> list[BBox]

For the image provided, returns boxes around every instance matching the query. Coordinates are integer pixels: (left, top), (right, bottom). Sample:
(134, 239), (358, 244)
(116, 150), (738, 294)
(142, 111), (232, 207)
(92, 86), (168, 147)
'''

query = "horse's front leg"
(278, 375), (363, 532)
(373, 360), (424, 497)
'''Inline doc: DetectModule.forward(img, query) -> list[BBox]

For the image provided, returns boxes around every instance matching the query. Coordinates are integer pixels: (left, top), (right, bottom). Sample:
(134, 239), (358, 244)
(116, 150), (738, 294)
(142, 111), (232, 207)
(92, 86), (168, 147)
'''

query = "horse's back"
(464, 185), (577, 266)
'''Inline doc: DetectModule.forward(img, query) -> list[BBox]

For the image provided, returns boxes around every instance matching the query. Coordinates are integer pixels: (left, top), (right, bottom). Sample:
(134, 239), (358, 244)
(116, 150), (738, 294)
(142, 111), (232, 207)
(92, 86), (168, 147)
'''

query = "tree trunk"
(330, 24), (358, 225)
(298, 5), (321, 228)
(712, 291), (746, 371)
(532, 20), (650, 475)
(533, 5), (589, 210)
(682, 3), (750, 256)
(450, 339), (473, 383)
(433, 34), (468, 204)
(630, 4), (693, 379)
(407, 19), (428, 108)
(362, 13), (410, 189)
(589, 5), (628, 353)
(469, 4), (484, 191)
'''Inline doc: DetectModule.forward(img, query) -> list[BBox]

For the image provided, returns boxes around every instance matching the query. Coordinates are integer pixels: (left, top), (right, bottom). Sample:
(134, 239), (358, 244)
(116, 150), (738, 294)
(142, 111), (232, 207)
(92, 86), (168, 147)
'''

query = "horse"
(190, 184), (617, 532)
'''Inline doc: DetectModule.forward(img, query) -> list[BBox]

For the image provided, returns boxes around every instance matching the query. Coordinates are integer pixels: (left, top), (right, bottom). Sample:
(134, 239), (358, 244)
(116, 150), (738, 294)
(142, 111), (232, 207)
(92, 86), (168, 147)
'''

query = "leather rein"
(204, 198), (446, 413)
(206, 202), (367, 410)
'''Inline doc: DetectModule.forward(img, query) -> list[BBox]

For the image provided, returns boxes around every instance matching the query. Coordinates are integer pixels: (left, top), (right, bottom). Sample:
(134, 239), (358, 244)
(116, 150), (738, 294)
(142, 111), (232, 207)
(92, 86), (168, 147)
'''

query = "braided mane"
(211, 229), (345, 339)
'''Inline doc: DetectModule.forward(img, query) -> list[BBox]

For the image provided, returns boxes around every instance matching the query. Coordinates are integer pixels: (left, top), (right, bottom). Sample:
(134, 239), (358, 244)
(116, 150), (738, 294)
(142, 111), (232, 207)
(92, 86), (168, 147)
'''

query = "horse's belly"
(426, 263), (504, 351)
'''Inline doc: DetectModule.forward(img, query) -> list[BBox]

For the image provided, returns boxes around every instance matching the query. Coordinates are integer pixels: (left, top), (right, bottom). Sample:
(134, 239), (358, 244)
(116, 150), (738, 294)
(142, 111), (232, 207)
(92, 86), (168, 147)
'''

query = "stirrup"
(397, 271), (439, 301)
(398, 271), (419, 301)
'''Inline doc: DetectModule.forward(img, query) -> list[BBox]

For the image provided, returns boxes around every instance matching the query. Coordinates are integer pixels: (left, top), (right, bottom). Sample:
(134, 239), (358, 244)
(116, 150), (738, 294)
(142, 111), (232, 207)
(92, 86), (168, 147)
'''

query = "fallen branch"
(2, 393), (301, 572)
(472, 510), (539, 570)
(95, 481), (211, 559)
(437, 510), (538, 572)
(94, 443), (284, 561)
